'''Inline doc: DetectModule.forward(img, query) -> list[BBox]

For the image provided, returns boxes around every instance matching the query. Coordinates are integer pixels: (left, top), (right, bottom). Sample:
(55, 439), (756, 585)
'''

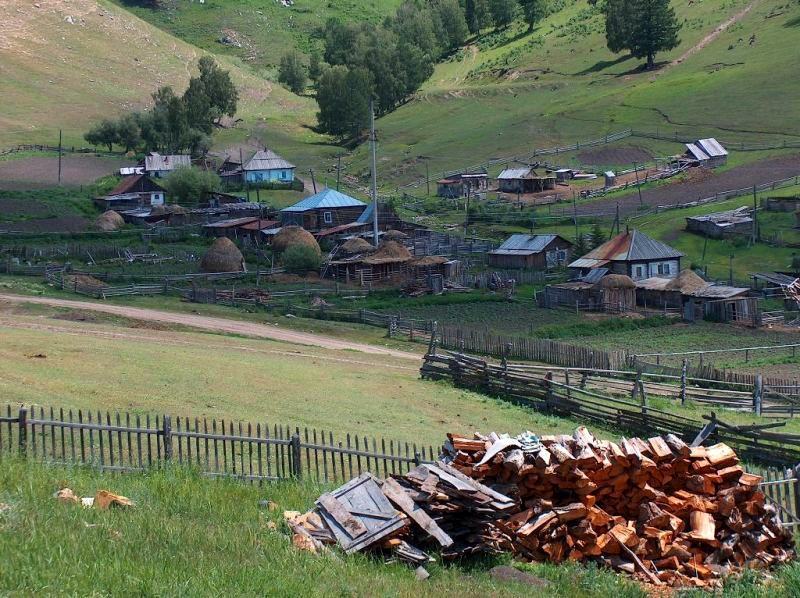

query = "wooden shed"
(497, 167), (556, 194)
(686, 207), (753, 239)
(593, 274), (637, 313)
(488, 234), (572, 270)
(762, 196), (800, 213)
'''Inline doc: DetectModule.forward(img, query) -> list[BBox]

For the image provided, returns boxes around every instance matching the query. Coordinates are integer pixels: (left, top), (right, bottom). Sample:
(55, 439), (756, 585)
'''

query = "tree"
(115, 113), (141, 152)
(163, 166), (220, 205)
(433, 0), (469, 51)
(84, 119), (120, 152)
(282, 244), (322, 274)
(308, 51), (324, 83)
(590, 222), (606, 249)
(315, 66), (371, 138)
(465, 0), (491, 33)
(278, 51), (308, 94)
(605, 0), (680, 69)
(182, 76), (214, 134)
(518, 0), (548, 31)
(196, 56), (238, 122)
(489, 0), (517, 29)
(574, 233), (589, 257)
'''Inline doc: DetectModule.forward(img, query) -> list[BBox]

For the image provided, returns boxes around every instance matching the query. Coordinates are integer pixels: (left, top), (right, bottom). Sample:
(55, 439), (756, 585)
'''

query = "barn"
(541, 273), (637, 313)
(487, 234), (573, 269)
(497, 167), (556, 194)
(280, 189), (367, 232)
(684, 138), (728, 168)
(685, 207), (753, 239)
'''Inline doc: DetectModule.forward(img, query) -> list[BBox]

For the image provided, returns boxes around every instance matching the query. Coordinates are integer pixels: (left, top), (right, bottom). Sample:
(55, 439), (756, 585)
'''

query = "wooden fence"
(0, 405), (436, 484)
(419, 350), (800, 523)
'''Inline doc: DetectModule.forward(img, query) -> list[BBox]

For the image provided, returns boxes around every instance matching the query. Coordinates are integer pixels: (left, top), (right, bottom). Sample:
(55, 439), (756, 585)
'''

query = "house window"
(323, 211), (333, 224)
(657, 263), (670, 275)
(635, 265), (644, 279)
(555, 250), (567, 264)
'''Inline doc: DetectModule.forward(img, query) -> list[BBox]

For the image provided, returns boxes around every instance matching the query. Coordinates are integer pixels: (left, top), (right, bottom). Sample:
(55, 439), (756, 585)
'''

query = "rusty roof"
(569, 230), (682, 268)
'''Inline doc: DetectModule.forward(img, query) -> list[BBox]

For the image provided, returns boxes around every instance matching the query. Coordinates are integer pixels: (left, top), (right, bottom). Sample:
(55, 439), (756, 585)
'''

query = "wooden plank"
(317, 493), (368, 539)
(381, 478), (453, 547)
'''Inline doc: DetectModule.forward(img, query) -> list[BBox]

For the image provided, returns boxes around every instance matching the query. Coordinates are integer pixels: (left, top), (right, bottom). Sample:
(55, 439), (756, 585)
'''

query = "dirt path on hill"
(0, 294), (421, 361)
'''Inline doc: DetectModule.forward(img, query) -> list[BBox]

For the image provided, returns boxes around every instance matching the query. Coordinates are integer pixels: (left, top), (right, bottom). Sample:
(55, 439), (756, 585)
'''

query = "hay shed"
(200, 237), (246, 273)
(593, 274), (636, 313)
(272, 226), (321, 255)
(362, 241), (412, 265)
(340, 237), (375, 256)
(382, 229), (408, 242)
(94, 210), (125, 232)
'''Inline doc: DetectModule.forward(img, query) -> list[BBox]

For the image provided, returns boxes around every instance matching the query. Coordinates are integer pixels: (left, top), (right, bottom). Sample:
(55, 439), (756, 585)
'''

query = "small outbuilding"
(684, 138), (728, 168)
(200, 237), (246, 273)
(436, 171), (489, 198)
(488, 233), (573, 269)
(327, 240), (413, 285)
(762, 196), (800, 213)
(541, 274), (636, 313)
(97, 174), (166, 211)
(685, 207), (753, 239)
(497, 167), (556, 194)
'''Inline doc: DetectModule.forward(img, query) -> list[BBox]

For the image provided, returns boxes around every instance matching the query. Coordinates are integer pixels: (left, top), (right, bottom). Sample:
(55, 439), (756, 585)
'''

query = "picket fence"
(0, 405), (436, 484)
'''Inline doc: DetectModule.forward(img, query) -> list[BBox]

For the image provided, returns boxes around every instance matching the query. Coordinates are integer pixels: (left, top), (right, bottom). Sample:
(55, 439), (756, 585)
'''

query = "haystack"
(593, 274), (636, 289)
(272, 226), (321, 256)
(363, 240), (413, 265)
(340, 237), (375, 256)
(169, 205), (189, 215)
(382, 229), (408, 242)
(411, 255), (448, 267)
(149, 205), (169, 217)
(200, 237), (246, 273)
(94, 210), (124, 232)
(666, 269), (708, 293)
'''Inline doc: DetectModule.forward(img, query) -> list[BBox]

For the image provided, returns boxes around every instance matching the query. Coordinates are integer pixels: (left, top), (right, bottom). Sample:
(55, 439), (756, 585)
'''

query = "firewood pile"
(287, 427), (795, 589)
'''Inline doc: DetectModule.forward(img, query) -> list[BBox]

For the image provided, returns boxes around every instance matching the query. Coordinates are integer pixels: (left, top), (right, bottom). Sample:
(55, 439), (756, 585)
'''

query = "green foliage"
(535, 315), (675, 339)
(278, 51), (308, 94)
(163, 166), (220, 205)
(308, 51), (324, 83)
(590, 222), (606, 249)
(315, 65), (372, 138)
(604, 0), (681, 68)
(433, 0), (470, 50)
(83, 119), (120, 152)
(573, 233), (589, 256)
(489, 0), (518, 29)
(464, 0), (491, 33)
(519, 0), (549, 31)
(282, 244), (322, 274)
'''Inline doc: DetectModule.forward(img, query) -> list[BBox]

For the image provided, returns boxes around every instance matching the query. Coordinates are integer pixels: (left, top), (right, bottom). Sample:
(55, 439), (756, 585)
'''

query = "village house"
(436, 171), (489, 199)
(568, 229), (683, 281)
(684, 138), (728, 168)
(497, 167), (556, 194)
(685, 207), (753, 239)
(280, 189), (367, 232)
(243, 149), (296, 184)
(95, 174), (166, 211)
(143, 152), (191, 178)
(487, 234), (573, 269)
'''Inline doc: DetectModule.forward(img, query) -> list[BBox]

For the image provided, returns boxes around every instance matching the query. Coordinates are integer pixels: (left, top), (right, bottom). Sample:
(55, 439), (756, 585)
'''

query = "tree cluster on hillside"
(604, 0), (681, 69)
(84, 57), (238, 156)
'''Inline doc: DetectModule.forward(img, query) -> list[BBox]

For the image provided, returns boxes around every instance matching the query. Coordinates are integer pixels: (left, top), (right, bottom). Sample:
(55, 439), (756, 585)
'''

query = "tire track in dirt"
(0, 294), (421, 361)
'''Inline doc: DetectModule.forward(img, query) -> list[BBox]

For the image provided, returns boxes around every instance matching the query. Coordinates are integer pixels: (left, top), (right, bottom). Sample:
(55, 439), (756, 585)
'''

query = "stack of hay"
(272, 226), (321, 256)
(94, 210), (125, 232)
(666, 269), (709, 294)
(382, 229), (408, 242)
(200, 237), (245, 273)
(362, 240), (412, 265)
(339, 237), (375, 257)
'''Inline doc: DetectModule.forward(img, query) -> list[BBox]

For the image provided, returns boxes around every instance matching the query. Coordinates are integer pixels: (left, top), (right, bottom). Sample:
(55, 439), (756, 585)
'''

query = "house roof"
(314, 222), (368, 237)
(489, 234), (569, 256)
(202, 217), (261, 229)
(686, 206), (752, 227)
(568, 230), (683, 269)
(243, 149), (295, 172)
(697, 138), (728, 158)
(498, 168), (534, 180)
(281, 189), (367, 213)
(685, 143), (710, 161)
(685, 285), (749, 299)
(144, 153), (191, 172)
(108, 174), (164, 196)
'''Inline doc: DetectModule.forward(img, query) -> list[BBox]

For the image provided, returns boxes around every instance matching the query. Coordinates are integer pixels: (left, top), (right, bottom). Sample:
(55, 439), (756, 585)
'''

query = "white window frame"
(323, 211), (333, 224)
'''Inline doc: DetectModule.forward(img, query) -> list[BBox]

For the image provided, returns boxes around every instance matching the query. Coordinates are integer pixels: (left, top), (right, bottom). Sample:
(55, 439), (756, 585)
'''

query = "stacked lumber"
(288, 428), (794, 588)
(444, 428), (794, 587)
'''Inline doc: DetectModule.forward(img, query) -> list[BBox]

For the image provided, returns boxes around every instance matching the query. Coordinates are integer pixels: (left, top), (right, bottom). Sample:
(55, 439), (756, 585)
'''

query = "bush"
(282, 245), (322, 274)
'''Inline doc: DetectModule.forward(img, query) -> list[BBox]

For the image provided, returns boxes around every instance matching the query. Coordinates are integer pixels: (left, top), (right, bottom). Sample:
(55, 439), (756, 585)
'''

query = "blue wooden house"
(243, 149), (296, 184)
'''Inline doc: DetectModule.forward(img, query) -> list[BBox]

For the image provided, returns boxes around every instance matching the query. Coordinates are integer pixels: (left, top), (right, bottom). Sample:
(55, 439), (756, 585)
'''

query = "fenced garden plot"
(0, 404), (436, 484)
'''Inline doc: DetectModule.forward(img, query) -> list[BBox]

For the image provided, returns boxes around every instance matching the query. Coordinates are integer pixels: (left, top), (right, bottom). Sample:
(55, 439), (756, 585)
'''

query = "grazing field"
(0, 154), (133, 190)
(0, 458), (667, 597)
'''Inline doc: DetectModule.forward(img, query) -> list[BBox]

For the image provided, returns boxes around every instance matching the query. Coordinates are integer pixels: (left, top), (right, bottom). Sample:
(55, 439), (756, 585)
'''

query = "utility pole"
(633, 161), (643, 206)
(573, 190), (579, 242)
(336, 154), (342, 191)
(752, 184), (758, 244)
(729, 253), (734, 286)
(370, 99), (379, 247)
(309, 169), (317, 193)
(464, 187), (471, 236)
(57, 129), (63, 185)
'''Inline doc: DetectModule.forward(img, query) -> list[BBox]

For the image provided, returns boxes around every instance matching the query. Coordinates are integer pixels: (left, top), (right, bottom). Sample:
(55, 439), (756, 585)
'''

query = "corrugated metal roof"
(582, 268), (609, 284)
(243, 149), (295, 172)
(202, 217), (260, 229)
(281, 189), (367, 212)
(144, 153), (191, 172)
(356, 202), (374, 223)
(494, 234), (561, 254)
(570, 230), (682, 268)
(497, 168), (533, 180)
(686, 285), (748, 299)
(108, 174), (165, 196)
(697, 138), (728, 158)
(569, 258), (609, 269)
(685, 143), (710, 161)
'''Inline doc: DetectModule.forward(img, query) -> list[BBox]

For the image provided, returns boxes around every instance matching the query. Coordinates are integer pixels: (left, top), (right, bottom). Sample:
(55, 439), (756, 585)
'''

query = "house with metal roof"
(497, 167), (556, 194)
(488, 233), (573, 269)
(280, 188), (367, 231)
(243, 149), (296, 184)
(95, 174), (166, 211)
(568, 229), (683, 281)
(685, 138), (728, 168)
(143, 153), (191, 178)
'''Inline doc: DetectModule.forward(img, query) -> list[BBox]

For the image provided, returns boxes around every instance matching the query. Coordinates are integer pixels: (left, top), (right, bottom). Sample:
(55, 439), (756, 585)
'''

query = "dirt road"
(0, 294), (421, 361)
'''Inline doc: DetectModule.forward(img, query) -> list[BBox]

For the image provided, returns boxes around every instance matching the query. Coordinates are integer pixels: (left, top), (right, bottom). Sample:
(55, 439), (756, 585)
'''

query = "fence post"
(291, 433), (302, 479)
(413, 451), (422, 466)
(680, 359), (688, 406)
(18, 407), (27, 456)
(426, 321), (438, 356)
(753, 375), (763, 416)
(544, 371), (554, 411)
(162, 415), (173, 462)
(793, 465), (800, 523)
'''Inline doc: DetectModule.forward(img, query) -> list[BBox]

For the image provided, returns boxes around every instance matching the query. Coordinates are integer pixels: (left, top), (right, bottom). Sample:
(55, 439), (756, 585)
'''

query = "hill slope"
(0, 0), (322, 160)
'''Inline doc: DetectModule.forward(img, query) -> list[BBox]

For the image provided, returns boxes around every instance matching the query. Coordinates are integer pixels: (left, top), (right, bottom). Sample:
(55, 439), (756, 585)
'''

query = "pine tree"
(604, 0), (680, 69)
(489, 0), (517, 29)
(278, 51), (308, 94)
(574, 233), (589, 257)
(590, 222), (606, 249)
(518, 0), (548, 32)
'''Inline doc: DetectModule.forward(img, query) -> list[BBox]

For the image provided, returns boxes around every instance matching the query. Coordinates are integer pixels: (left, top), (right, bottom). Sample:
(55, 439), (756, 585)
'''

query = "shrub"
(282, 244), (322, 274)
